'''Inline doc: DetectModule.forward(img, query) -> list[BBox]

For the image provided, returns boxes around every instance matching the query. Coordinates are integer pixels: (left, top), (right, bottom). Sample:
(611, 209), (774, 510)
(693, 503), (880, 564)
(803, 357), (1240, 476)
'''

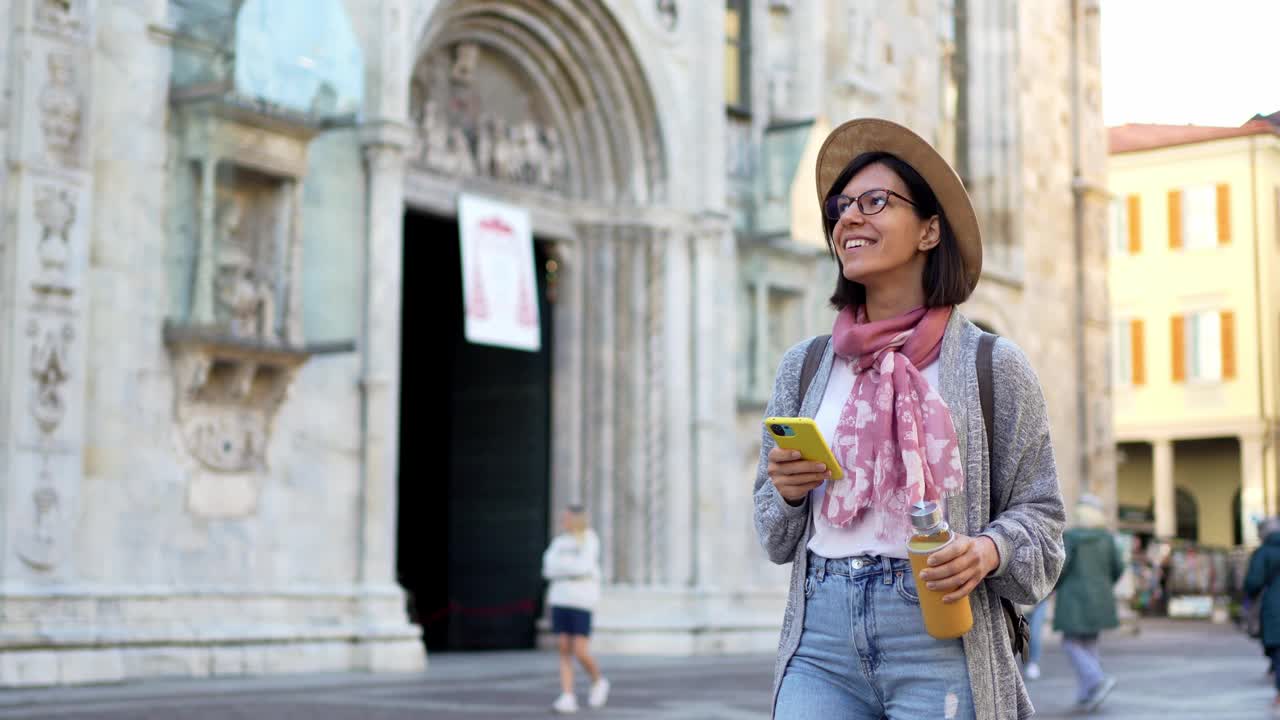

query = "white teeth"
(846, 239), (873, 249)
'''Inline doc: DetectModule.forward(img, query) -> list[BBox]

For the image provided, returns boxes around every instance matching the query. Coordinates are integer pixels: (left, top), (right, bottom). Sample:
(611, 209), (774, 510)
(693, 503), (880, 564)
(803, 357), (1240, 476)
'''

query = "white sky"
(1101, 0), (1280, 127)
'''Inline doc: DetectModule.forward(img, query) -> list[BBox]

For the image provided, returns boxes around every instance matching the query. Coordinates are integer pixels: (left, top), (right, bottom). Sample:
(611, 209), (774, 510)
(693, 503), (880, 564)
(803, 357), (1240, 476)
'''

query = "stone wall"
(0, 0), (1111, 685)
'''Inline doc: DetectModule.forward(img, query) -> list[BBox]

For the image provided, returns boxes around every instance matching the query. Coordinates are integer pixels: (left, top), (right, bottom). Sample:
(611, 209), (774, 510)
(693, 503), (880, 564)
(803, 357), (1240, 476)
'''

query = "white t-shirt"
(807, 354), (942, 560)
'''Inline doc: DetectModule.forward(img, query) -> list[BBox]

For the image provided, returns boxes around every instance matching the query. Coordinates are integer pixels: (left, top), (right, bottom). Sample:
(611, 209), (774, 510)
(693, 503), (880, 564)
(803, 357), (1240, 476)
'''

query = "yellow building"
(1109, 118), (1280, 548)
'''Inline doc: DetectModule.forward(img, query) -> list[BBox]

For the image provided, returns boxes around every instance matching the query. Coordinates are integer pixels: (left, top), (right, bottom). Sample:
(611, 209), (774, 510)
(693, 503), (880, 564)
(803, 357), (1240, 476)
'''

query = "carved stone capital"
(359, 119), (415, 153)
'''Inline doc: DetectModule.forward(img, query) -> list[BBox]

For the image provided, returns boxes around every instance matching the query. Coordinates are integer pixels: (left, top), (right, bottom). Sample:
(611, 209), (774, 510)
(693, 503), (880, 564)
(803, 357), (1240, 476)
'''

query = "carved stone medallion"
(16, 481), (62, 570)
(181, 410), (267, 474)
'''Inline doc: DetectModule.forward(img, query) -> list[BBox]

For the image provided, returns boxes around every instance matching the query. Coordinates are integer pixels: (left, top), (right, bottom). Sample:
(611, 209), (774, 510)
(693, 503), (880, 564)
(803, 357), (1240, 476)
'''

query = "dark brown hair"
(823, 152), (971, 309)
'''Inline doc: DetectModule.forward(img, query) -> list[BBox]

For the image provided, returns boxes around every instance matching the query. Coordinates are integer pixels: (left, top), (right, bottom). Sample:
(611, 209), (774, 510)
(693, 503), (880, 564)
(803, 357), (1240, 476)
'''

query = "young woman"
(753, 118), (1066, 719)
(541, 505), (609, 714)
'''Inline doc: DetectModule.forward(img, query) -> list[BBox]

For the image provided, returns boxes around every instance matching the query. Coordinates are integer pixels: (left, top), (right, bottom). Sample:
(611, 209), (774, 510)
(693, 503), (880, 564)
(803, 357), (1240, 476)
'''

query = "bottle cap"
(910, 500), (945, 533)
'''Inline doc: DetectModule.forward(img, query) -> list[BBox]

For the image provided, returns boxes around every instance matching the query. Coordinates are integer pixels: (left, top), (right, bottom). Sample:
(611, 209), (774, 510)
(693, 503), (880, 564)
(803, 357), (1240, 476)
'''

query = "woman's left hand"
(918, 534), (1001, 604)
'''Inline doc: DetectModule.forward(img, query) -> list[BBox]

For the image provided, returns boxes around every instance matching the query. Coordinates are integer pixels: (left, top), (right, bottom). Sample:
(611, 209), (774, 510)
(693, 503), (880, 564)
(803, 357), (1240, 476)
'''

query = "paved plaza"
(0, 619), (1269, 719)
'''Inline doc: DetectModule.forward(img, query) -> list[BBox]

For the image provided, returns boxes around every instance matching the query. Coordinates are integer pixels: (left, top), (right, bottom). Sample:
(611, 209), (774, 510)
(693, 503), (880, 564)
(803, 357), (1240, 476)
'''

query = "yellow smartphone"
(764, 417), (843, 480)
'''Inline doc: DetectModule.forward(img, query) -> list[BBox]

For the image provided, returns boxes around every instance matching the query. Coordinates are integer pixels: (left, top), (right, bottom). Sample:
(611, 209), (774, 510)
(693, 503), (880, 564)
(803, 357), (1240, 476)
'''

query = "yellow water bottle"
(907, 500), (974, 639)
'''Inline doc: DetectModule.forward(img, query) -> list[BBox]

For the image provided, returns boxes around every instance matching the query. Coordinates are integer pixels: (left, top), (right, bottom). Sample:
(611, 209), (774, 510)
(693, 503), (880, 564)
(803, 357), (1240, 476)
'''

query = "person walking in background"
(1052, 494), (1122, 712)
(1022, 597), (1050, 680)
(541, 505), (609, 714)
(1245, 516), (1280, 715)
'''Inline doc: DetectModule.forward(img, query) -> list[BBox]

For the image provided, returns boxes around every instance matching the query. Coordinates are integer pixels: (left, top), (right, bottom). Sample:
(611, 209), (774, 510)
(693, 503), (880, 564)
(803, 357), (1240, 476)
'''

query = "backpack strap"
(977, 330), (1030, 657)
(977, 332), (1010, 514)
(797, 334), (831, 412)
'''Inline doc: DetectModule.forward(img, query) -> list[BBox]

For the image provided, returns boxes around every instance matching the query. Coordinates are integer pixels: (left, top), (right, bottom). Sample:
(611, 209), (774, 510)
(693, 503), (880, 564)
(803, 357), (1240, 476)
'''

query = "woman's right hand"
(768, 447), (832, 505)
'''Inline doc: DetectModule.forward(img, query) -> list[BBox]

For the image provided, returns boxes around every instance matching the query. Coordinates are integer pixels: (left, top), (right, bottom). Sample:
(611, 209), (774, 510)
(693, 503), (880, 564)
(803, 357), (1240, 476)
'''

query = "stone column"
(548, 237), (585, 526)
(691, 217), (740, 588)
(578, 223), (618, 581)
(284, 179), (306, 345)
(1153, 438), (1176, 539)
(1268, 442), (1279, 518)
(356, 122), (412, 589)
(191, 157), (217, 324)
(1241, 433), (1266, 546)
(350, 121), (423, 673)
(661, 227), (695, 587)
(753, 282), (767, 397)
(614, 228), (647, 583)
(0, 0), (95, 588)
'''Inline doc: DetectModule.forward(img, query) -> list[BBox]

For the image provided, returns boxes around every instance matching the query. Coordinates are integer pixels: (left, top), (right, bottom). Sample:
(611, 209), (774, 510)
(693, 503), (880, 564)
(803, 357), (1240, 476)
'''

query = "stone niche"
(164, 0), (361, 518)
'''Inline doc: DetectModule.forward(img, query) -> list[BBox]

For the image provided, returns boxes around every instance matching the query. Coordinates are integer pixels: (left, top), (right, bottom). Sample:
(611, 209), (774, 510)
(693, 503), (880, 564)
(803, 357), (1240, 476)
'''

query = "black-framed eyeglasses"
(824, 188), (917, 220)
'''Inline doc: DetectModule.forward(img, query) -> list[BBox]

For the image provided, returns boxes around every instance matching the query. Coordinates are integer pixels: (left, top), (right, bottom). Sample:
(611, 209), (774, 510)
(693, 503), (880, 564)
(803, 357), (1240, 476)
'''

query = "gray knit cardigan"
(754, 311), (1066, 720)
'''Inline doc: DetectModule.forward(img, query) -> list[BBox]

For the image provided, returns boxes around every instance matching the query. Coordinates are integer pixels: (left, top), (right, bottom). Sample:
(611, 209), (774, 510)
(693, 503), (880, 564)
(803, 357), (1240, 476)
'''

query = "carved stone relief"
(656, 0), (678, 31)
(165, 334), (304, 484)
(16, 479), (63, 570)
(39, 51), (82, 168)
(28, 318), (72, 436)
(165, 110), (318, 515)
(32, 183), (76, 296)
(19, 317), (76, 571)
(409, 43), (568, 191)
(213, 193), (279, 342)
(11, 2), (93, 577)
(35, 0), (84, 38)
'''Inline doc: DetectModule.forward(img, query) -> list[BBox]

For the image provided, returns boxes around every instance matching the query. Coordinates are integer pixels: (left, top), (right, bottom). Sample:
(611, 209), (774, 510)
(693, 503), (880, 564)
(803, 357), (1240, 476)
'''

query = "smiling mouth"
(844, 238), (877, 250)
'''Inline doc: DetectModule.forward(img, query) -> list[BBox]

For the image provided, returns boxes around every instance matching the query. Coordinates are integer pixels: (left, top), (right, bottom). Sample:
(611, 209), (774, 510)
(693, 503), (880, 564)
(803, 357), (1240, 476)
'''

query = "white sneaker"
(1023, 661), (1041, 680)
(588, 677), (610, 708)
(552, 692), (579, 714)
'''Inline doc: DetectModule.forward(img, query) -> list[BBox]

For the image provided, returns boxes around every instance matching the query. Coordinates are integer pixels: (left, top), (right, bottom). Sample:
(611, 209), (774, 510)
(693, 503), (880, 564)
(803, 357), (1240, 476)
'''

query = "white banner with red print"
(457, 194), (541, 352)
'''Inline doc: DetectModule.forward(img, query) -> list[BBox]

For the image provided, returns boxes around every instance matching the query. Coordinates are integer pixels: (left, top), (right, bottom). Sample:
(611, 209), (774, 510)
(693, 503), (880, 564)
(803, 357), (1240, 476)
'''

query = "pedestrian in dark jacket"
(1052, 494), (1122, 711)
(1244, 520), (1280, 716)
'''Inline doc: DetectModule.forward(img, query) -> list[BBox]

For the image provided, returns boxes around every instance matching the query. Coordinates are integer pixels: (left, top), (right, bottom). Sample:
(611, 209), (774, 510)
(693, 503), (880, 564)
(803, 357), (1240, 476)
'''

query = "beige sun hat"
(815, 118), (983, 291)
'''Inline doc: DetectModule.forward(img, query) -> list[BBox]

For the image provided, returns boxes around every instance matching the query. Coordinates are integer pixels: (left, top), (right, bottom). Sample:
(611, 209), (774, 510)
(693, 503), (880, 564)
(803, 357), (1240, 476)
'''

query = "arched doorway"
(395, 0), (666, 652)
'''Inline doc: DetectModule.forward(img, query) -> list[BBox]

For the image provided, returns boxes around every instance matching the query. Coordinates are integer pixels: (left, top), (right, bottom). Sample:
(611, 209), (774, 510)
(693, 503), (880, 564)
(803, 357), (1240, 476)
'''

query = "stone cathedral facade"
(0, 0), (1109, 685)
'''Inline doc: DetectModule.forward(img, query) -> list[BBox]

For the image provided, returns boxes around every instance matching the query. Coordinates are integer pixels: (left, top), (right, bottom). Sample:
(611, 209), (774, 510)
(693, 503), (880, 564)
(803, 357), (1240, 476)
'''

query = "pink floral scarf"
(820, 305), (964, 538)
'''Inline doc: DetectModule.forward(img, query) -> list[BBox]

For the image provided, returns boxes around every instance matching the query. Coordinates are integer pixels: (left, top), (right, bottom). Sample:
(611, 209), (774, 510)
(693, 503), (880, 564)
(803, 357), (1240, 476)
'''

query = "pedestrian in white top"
(542, 504), (609, 714)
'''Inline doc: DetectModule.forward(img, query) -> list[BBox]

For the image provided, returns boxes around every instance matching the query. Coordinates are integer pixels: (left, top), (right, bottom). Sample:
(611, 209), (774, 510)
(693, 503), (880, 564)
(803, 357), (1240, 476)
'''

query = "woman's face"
(830, 163), (939, 290)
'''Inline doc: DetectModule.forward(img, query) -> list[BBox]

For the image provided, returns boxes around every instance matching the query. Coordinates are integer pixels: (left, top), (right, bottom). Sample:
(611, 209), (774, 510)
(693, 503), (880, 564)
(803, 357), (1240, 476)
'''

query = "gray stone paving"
(0, 619), (1269, 719)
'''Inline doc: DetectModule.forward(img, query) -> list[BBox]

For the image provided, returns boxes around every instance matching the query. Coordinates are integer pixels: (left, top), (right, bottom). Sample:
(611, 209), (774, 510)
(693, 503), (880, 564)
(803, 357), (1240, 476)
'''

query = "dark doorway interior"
(397, 210), (553, 652)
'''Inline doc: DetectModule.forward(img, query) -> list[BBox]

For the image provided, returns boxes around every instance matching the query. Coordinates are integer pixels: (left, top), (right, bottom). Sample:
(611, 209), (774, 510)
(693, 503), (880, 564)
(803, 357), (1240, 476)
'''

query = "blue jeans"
(775, 553), (975, 719)
(1026, 599), (1049, 665)
(1062, 633), (1104, 702)
(1269, 647), (1280, 692)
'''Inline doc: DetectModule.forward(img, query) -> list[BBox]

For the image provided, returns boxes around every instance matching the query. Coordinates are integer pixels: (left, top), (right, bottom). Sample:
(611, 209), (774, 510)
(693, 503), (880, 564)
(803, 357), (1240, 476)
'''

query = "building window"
(1113, 318), (1144, 387)
(1112, 320), (1131, 388)
(1110, 198), (1129, 256)
(766, 287), (804, 369)
(739, 280), (806, 403)
(725, 0), (750, 114)
(1181, 185), (1217, 249)
(1170, 184), (1230, 250)
(1173, 310), (1235, 382)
